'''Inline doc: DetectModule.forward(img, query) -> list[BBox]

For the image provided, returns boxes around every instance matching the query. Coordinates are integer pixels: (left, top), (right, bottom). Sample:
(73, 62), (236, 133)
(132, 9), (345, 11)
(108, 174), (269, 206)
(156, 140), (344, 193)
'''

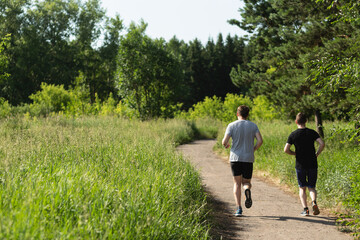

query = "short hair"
(296, 112), (307, 125)
(237, 105), (249, 118)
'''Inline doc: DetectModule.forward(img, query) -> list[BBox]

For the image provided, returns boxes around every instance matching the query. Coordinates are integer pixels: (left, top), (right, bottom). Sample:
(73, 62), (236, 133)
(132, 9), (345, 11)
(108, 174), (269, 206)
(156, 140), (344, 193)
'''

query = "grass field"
(0, 116), (218, 239)
(1, 116), (359, 238)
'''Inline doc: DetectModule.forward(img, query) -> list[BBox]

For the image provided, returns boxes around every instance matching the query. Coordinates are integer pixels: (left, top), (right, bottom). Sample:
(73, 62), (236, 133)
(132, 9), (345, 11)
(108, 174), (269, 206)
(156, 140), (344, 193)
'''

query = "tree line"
(0, 0), (251, 119)
(1, 0), (359, 129)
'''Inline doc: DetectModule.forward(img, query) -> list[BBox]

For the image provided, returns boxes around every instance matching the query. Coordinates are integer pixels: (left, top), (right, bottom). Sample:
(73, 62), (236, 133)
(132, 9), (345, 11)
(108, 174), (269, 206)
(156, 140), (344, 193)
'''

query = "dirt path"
(177, 140), (352, 240)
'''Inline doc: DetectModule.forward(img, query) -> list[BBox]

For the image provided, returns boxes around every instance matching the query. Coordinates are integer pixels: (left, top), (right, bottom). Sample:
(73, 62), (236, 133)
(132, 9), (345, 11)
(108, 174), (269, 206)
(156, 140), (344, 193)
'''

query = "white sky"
(100, 0), (247, 44)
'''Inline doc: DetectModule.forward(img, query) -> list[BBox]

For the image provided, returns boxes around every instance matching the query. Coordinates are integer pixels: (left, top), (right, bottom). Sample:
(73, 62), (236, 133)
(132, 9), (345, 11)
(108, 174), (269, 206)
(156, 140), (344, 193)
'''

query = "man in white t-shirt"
(222, 105), (263, 217)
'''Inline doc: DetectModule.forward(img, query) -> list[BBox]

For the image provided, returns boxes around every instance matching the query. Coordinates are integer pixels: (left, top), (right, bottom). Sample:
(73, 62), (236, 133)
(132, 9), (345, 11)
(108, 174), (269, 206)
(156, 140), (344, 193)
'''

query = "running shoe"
(234, 207), (243, 217)
(244, 189), (252, 208)
(301, 208), (310, 216)
(312, 203), (320, 215)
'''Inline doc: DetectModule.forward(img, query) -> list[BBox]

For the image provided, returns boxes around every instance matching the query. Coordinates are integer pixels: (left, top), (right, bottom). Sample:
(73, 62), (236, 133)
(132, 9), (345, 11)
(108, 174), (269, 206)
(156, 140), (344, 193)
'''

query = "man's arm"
(254, 132), (263, 151)
(222, 134), (231, 149)
(284, 143), (296, 156)
(315, 138), (325, 157)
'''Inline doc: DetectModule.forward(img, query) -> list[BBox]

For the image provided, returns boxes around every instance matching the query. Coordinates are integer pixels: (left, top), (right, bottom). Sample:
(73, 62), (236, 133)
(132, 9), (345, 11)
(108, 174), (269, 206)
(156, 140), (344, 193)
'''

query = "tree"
(97, 15), (124, 100)
(0, 0), (80, 104)
(229, 0), (351, 134)
(0, 34), (10, 87)
(185, 38), (208, 104)
(116, 21), (184, 119)
(309, 0), (360, 137)
(0, 0), (31, 103)
(0, 0), (124, 105)
(72, 0), (105, 103)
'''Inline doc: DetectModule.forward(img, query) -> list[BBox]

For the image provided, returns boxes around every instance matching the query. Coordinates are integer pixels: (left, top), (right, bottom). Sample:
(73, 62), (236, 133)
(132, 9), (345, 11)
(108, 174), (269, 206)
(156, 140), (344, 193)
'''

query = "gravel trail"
(177, 139), (352, 240)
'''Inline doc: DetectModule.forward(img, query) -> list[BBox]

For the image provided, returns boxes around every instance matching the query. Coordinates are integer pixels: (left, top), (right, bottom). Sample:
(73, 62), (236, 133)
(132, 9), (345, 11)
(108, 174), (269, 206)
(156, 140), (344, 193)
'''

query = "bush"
(99, 93), (116, 116)
(178, 94), (276, 123)
(29, 83), (74, 116)
(185, 96), (223, 120)
(222, 94), (253, 122)
(0, 98), (11, 118)
(252, 95), (279, 121)
(114, 100), (137, 119)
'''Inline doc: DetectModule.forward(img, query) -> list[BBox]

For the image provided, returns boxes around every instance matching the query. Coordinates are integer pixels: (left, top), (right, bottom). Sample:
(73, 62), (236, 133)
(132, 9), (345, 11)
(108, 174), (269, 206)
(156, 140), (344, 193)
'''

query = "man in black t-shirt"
(284, 113), (325, 216)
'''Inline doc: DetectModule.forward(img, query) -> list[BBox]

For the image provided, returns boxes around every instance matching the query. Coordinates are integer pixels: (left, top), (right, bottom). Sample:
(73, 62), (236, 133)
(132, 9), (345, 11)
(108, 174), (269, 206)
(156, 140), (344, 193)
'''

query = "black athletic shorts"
(296, 168), (317, 188)
(230, 162), (253, 179)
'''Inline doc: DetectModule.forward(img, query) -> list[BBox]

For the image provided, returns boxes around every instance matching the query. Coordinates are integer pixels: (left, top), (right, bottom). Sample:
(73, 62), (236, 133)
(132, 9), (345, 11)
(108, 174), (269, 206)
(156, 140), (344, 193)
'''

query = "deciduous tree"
(116, 21), (183, 119)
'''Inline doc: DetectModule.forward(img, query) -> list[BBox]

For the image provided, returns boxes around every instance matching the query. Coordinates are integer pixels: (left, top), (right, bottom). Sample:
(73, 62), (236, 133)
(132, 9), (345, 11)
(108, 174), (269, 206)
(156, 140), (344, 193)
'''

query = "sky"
(100, 0), (247, 44)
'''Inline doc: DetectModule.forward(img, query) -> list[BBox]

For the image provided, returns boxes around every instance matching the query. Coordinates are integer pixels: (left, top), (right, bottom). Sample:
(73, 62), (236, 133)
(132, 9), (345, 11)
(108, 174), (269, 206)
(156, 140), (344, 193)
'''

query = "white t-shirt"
(225, 120), (260, 162)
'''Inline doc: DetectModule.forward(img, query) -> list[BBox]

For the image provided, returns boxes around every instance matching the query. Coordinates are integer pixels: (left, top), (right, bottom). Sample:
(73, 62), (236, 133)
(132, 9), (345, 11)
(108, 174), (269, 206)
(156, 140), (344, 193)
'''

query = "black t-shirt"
(287, 128), (320, 169)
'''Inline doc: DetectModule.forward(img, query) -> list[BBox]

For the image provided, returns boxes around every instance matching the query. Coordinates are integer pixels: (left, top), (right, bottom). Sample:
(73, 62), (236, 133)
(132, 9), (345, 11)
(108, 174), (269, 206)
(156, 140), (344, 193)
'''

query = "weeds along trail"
(0, 117), (213, 239)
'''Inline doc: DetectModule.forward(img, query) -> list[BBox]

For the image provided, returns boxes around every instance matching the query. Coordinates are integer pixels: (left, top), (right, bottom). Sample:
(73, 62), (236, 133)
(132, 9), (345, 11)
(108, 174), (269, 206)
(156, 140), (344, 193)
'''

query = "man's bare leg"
(242, 178), (252, 190)
(299, 187), (310, 216)
(233, 175), (242, 207)
(309, 188), (317, 202)
(299, 187), (308, 208)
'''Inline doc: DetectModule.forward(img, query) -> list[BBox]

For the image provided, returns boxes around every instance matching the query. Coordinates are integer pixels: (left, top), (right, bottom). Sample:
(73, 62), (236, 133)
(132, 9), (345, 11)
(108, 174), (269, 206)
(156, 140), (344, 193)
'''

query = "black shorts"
(230, 162), (253, 179)
(296, 168), (318, 188)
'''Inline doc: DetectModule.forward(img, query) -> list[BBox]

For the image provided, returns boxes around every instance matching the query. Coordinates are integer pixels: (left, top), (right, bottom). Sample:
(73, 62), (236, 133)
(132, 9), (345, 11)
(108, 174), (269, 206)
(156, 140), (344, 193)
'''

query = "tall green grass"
(0, 116), (211, 239)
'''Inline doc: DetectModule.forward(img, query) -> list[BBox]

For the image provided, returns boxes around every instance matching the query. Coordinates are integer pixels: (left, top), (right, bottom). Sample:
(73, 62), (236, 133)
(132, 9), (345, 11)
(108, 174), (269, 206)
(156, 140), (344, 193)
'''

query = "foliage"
(308, 0), (360, 138)
(0, 98), (11, 118)
(65, 73), (93, 116)
(179, 94), (275, 123)
(116, 21), (184, 119)
(185, 96), (224, 120)
(0, 34), (10, 85)
(252, 95), (279, 121)
(179, 35), (248, 107)
(0, 116), (211, 239)
(222, 93), (252, 122)
(29, 83), (74, 116)
(1, 0), (250, 115)
(229, 0), (358, 123)
(0, 0), (123, 104)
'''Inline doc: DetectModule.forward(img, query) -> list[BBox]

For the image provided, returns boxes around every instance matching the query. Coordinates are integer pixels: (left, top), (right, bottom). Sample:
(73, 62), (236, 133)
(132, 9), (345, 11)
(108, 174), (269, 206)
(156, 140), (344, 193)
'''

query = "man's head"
(237, 105), (249, 119)
(295, 112), (307, 125)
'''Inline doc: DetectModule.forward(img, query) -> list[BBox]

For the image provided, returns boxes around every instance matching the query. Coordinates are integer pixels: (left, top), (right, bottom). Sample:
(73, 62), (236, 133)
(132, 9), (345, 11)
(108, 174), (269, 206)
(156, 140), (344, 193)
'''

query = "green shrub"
(222, 93), (253, 122)
(65, 73), (94, 116)
(179, 94), (253, 122)
(187, 96), (223, 120)
(99, 93), (116, 116)
(29, 83), (74, 116)
(178, 94), (279, 123)
(114, 100), (137, 119)
(252, 95), (279, 121)
(0, 98), (11, 118)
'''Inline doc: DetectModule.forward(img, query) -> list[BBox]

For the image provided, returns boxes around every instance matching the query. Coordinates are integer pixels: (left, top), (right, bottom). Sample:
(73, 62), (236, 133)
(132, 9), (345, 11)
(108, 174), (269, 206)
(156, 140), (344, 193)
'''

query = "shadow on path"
(254, 215), (338, 226)
(205, 188), (243, 240)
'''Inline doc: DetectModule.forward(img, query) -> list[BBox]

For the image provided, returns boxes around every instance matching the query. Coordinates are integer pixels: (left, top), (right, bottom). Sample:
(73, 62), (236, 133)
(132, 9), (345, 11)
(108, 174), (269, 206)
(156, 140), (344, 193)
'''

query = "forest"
(0, 0), (358, 126)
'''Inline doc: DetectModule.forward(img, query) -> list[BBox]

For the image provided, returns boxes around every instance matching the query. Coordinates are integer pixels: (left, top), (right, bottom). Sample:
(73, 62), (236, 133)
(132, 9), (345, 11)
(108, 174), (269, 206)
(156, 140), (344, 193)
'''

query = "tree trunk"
(314, 110), (324, 138)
